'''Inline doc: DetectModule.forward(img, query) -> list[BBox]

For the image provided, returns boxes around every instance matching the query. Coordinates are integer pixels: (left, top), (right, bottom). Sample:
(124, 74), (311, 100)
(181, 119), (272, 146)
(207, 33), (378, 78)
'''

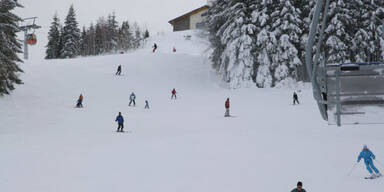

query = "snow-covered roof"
(168, 5), (209, 25)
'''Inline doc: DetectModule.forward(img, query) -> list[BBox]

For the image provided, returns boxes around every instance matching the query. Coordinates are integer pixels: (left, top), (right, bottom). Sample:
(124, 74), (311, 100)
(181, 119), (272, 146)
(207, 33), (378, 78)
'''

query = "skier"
(144, 100), (150, 109)
(358, 145), (382, 179)
(115, 112), (124, 132)
(290, 181), (307, 192)
(293, 91), (300, 105)
(116, 65), (122, 75)
(171, 88), (177, 99)
(173, 47), (176, 52)
(129, 92), (136, 106)
(225, 98), (230, 117)
(153, 43), (158, 53)
(76, 94), (84, 108)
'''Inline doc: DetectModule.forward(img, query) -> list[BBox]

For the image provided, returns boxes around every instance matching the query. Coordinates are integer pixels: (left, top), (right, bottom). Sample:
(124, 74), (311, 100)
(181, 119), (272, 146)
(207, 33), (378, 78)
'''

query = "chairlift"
(324, 62), (384, 125)
(306, 0), (384, 126)
(26, 33), (37, 45)
(19, 17), (41, 59)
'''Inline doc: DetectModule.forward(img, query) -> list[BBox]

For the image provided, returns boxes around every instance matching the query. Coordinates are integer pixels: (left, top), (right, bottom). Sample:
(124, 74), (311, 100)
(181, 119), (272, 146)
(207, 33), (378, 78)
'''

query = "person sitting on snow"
(358, 145), (382, 178)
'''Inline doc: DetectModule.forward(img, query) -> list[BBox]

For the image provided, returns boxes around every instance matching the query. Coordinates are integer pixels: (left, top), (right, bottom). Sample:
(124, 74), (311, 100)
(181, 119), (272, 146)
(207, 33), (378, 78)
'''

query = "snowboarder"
(116, 65), (122, 75)
(144, 100), (150, 109)
(115, 112), (124, 132)
(358, 145), (382, 179)
(76, 94), (84, 108)
(153, 43), (158, 53)
(129, 92), (136, 106)
(293, 91), (300, 105)
(291, 181), (306, 192)
(225, 98), (230, 117)
(171, 88), (177, 100)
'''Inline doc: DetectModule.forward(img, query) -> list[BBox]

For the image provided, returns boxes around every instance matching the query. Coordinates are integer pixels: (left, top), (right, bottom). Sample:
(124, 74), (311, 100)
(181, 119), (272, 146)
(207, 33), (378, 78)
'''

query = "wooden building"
(169, 5), (209, 32)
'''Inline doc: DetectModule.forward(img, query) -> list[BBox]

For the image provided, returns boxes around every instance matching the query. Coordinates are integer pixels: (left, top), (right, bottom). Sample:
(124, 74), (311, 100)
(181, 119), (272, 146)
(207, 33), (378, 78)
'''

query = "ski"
(365, 175), (382, 179)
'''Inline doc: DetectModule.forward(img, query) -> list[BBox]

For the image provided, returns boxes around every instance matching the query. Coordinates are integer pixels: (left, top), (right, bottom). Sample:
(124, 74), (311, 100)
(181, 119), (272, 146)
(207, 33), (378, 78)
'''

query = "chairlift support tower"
(19, 17), (41, 60)
(306, 0), (384, 126)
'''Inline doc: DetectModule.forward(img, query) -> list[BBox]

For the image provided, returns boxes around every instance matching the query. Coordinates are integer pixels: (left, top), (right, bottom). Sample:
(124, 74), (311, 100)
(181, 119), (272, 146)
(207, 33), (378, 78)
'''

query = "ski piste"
(2, 29), (384, 191)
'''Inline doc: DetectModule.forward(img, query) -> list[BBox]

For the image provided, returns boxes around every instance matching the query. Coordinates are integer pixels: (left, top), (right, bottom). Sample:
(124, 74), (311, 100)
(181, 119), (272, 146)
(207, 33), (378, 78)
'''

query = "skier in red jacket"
(225, 98), (230, 117)
(171, 88), (177, 99)
(153, 43), (158, 53)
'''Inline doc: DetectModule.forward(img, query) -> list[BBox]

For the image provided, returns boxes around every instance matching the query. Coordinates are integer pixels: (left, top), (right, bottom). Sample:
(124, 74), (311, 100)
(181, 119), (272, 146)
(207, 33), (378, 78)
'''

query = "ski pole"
(347, 162), (359, 176)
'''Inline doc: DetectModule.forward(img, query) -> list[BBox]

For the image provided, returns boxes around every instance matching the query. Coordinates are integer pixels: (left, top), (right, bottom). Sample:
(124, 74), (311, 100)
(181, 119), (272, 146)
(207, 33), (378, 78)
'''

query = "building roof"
(169, 5), (209, 25)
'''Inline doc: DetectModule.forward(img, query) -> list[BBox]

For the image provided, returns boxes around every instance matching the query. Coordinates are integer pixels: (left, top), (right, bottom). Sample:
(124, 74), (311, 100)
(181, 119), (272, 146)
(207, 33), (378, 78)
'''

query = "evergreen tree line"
(207, 0), (384, 88)
(0, 0), (23, 95)
(46, 5), (149, 59)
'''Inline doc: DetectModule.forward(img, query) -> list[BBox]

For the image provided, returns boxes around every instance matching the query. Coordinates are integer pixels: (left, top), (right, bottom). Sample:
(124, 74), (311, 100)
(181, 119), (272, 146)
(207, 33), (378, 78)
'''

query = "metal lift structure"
(19, 17), (41, 60)
(306, 0), (384, 126)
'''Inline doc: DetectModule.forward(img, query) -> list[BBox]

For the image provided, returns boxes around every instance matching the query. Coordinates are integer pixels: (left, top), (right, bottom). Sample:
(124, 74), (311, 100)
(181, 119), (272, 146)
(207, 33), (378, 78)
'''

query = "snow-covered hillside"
(1, 30), (384, 192)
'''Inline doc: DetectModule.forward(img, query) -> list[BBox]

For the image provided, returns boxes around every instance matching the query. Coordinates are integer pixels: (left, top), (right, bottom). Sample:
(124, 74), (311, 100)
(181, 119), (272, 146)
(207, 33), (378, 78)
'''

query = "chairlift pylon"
(19, 17), (41, 59)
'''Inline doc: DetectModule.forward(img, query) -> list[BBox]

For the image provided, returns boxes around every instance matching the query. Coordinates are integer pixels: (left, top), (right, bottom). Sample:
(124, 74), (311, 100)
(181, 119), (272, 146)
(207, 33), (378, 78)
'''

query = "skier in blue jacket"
(358, 145), (382, 178)
(115, 112), (124, 132)
(129, 92), (136, 106)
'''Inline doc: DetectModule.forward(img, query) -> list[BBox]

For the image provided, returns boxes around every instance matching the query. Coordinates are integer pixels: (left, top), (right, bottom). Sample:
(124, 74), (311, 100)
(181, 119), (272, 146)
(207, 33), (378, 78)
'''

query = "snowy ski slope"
(1, 30), (384, 192)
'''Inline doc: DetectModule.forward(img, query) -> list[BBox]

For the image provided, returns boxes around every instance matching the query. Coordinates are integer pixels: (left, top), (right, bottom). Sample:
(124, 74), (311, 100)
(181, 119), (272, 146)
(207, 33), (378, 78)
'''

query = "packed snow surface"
(1, 30), (384, 192)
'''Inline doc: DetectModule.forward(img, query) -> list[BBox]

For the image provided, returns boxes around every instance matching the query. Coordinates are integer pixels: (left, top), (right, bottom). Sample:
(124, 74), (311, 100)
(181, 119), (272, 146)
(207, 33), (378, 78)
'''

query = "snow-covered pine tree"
(207, 0), (258, 88)
(271, 0), (303, 85)
(295, 0), (313, 82)
(323, 0), (352, 64)
(206, 0), (228, 72)
(106, 13), (118, 52)
(0, 0), (23, 95)
(58, 25), (65, 58)
(143, 29), (150, 39)
(95, 17), (108, 54)
(255, 29), (274, 87)
(45, 13), (61, 59)
(378, 1), (384, 61)
(60, 4), (81, 58)
(253, 0), (278, 87)
(87, 23), (96, 55)
(118, 21), (133, 51)
(132, 23), (142, 49)
(80, 26), (88, 56)
(351, 0), (384, 62)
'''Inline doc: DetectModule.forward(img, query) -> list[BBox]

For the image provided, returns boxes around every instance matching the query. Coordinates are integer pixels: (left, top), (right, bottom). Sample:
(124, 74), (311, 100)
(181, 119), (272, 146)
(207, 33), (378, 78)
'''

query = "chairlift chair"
(26, 33), (37, 45)
(306, 0), (384, 126)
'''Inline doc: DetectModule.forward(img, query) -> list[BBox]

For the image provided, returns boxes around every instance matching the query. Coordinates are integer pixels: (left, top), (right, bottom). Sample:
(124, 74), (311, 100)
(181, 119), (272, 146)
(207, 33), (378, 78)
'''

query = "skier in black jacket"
(116, 65), (122, 75)
(293, 91), (300, 105)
